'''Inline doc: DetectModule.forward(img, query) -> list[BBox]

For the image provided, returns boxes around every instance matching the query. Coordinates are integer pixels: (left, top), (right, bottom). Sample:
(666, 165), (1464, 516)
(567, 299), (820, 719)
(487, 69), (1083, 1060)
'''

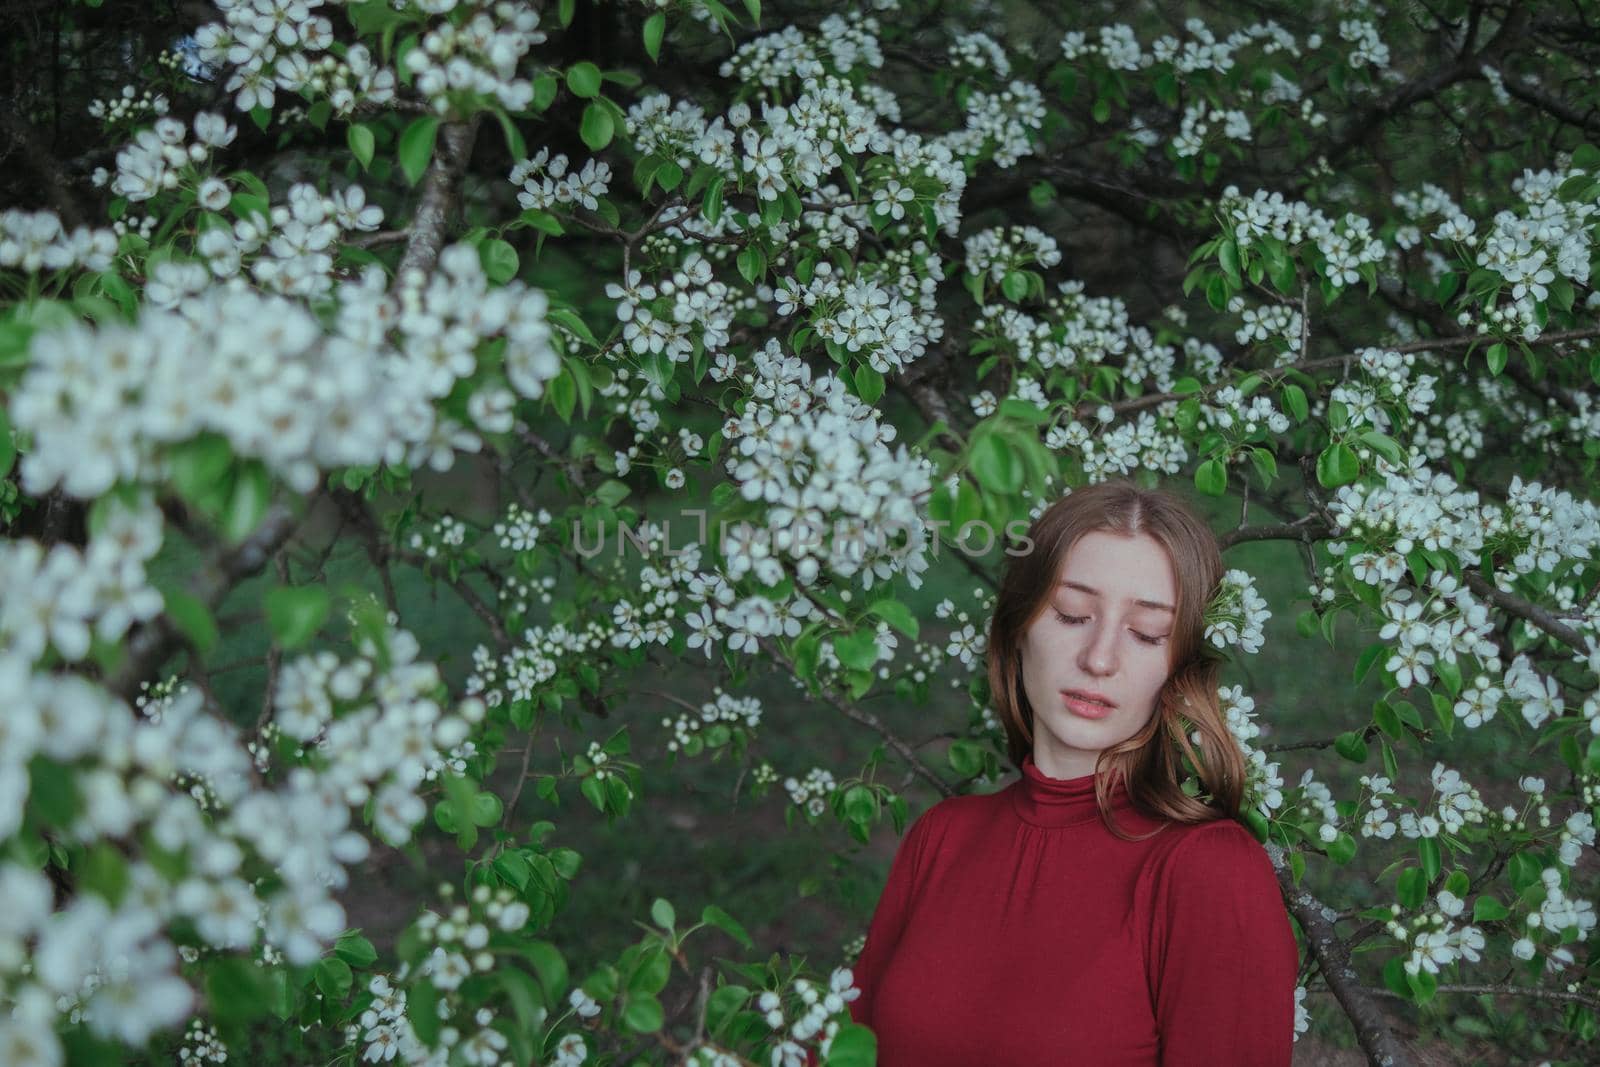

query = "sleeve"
(1148, 821), (1300, 1067)
(846, 806), (937, 1030)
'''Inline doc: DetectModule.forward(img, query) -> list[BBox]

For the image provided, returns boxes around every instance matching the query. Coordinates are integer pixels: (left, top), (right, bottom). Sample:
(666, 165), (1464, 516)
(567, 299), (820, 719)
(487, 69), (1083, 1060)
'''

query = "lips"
(1061, 689), (1117, 720)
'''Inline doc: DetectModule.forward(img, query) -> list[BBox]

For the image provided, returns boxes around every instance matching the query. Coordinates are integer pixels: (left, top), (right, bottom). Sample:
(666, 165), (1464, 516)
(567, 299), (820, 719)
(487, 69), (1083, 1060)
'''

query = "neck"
(1010, 752), (1136, 828)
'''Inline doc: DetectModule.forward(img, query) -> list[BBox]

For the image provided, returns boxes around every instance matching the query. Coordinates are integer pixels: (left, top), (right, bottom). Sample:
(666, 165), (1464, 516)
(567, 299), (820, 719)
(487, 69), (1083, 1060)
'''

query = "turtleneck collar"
(1010, 752), (1136, 828)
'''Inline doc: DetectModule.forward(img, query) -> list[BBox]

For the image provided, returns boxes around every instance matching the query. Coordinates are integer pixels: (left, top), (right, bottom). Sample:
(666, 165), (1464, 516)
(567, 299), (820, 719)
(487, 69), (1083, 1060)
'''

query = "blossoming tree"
(2, 0), (1599, 1064)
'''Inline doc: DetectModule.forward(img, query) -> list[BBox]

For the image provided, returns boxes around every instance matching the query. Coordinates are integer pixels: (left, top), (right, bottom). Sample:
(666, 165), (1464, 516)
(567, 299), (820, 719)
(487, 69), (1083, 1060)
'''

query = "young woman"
(846, 479), (1299, 1066)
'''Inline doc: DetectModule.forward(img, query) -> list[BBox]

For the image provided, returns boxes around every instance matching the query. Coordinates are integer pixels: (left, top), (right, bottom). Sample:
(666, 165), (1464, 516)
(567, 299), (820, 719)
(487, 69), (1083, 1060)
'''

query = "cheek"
(1132, 648), (1172, 698)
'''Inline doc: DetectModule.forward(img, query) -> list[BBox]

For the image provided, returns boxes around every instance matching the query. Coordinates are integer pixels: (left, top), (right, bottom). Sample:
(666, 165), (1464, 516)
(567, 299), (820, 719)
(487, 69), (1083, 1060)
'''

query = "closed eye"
(1053, 610), (1167, 646)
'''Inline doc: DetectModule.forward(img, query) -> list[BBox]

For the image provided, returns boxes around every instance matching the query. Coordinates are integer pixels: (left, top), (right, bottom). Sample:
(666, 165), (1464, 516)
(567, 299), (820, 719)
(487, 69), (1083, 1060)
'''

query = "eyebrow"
(1057, 580), (1175, 614)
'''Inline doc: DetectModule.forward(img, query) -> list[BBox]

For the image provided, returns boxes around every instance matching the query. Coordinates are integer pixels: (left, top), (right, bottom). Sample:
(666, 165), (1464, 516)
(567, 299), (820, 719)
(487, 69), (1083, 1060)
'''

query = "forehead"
(1054, 530), (1177, 608)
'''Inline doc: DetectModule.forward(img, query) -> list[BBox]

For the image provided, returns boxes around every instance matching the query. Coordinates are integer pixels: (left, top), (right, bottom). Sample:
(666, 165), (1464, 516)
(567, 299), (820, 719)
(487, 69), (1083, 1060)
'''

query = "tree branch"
(396, 118), (481, 280)
(1463, 572), (1588, 652)
(1266, 842), (1417, 1067)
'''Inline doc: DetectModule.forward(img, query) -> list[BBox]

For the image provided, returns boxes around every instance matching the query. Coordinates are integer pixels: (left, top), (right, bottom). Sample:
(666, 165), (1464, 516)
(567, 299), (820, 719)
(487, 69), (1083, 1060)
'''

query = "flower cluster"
(1172, 103), (1251, 158)
(947, 79), (1044, 168)
(963, 225), (1062, 285)
(784, 768), (837, 818)
(1386, 898), (1484, 978)
(0, 210), (117, 275)
(1220, 186), (1386, 288)
(719, 14), (884, 88)
(403, 1), (547, 115)
(772, 259), (933, 374)
(1234, 302), (1303, 359)
(661, 690), (764, 755)
(758, 969), (860, 1066)
(719, 341), (936, 589)
(510, 149), (612, 212)
(94, 110), (236, 203)
(1204, 568), (1271, 654)
(1048, 412), (1190, 483)
(13, 283), (420, 497)
(88, 83), (171, 126)
(194, 0), (396, 116)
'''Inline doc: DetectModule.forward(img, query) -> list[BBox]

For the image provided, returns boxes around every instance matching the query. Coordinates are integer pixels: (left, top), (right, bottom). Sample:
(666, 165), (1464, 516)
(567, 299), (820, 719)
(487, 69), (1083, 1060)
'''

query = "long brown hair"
(986, 479), (1246, 840)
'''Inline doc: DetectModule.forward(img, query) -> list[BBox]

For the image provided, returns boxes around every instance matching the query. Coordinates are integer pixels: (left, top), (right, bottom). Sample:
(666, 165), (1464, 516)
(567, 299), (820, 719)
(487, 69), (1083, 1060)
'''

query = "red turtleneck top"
(845, 754), (1299, 1066)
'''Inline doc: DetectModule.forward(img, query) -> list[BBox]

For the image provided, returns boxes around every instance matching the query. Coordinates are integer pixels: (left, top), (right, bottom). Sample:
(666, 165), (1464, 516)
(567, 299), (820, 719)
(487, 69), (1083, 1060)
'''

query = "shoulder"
(899, 785), (1010, 850)
(1149, 817), (1282, 907)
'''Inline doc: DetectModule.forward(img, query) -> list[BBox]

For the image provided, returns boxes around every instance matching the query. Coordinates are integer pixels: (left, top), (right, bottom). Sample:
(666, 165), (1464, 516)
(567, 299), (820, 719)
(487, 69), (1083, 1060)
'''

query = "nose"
(1077, 620), (1117, 678)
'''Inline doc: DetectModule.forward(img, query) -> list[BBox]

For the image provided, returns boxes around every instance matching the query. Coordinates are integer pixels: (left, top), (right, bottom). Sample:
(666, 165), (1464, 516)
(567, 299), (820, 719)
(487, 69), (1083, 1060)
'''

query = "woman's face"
(1019, 529), (1178, 780)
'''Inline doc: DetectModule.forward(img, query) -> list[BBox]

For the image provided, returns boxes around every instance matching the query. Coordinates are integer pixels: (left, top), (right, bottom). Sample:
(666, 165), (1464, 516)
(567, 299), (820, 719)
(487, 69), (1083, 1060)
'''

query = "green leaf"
(314, 956), (353, 999)
(706, 984), (749, 1030)
(650, 898), (676, 930)
(168, 432), (234, 509)
(643, 12), (666, 61)
(655, 160), (683, 192)
(266, 586), (330, 651)
(1418, 837), (1441, 882)
(1325, 831), (1356, 865)
(1248, 447), (1277, 487)
(1334, 730), (1369, 763)
(736, 245), (766, 284)
(206, 958), (274, 1022)
(1316, 442), (1360, 487)
(833, 630), (880, 672)
(408, 979), (440, 1044)
(1353, 641), (1387, 684)
(703, 176), (724, 226)
(1406, 966), (1437, 1005)
(164, 588), (220, 657)
(1281, 383), (1309, 423)
(948, 739), (983, 778)
(520, 208), (565, 236)
(494, 108), (526, 160)
(1218, 239), (1241, 282)
(826, 1023), (878, 1067)
(347, 123), (376, 170)
(1486, 342), (1508, 376)
(469, 791), (503, 826)
(1193, 457), (1227, 496)
(1472, 896), (1510, 922)
(868, 599), (918, 639)
(548, 367), (577, 422)
(566, 62), (602, 98)
(481, 238), (520, 284)
(520, 941), (568, 1004)
(1001, 271), (1030, 302)
(629, 948), (671, 997)
(1397, 866), (1427, 909)
(223, 461), (271, 544)
(1374, 700), (1403, 740)
(579, 102), (614, 151)
(1, 406), (19, 476)
(623, 994), (664, 1033)
(592, 479), (629, 507)
(700, 904), (753, 948)
(334, 932), (378, 968)
(969, 431), (1022, 494)
(1358, 431), (1404, 467)
(853, 364), (885, 405)
(398, 115), (441, 187)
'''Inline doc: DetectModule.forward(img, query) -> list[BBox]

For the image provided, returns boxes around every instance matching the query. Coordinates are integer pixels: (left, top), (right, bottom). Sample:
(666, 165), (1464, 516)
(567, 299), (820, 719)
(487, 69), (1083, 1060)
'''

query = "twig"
(111, 503), (303, 703)
(756, 636), (954, 799)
